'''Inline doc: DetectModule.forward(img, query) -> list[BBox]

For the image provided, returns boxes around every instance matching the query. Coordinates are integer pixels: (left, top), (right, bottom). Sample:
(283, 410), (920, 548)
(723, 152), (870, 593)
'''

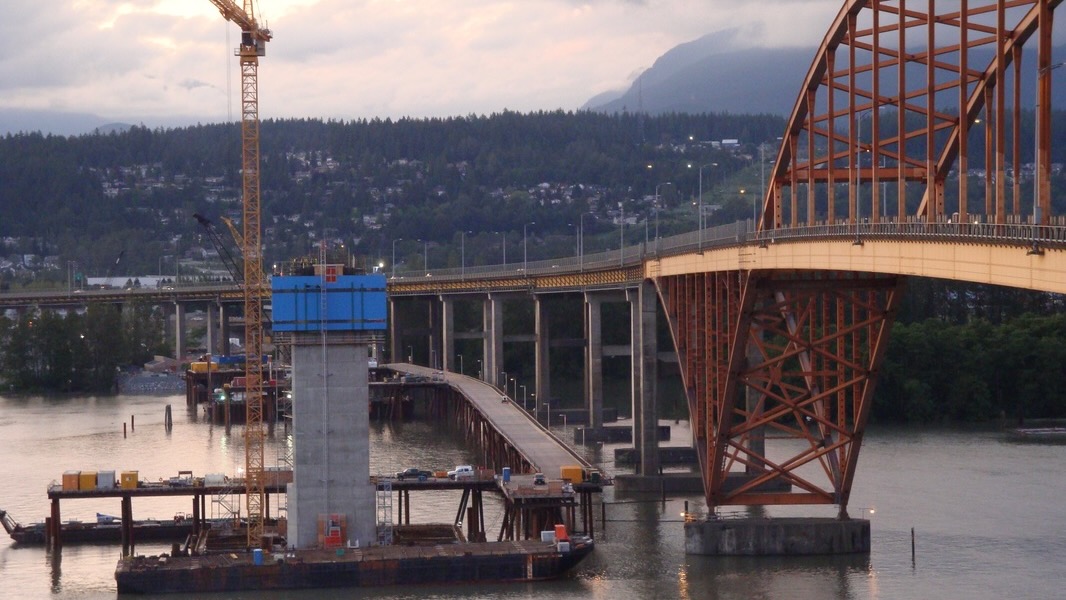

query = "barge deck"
(116, 536), (593, 593)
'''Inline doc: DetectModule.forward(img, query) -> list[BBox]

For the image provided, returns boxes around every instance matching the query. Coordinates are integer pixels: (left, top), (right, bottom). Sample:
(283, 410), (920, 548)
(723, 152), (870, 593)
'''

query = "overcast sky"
(2, 0), (842, 130)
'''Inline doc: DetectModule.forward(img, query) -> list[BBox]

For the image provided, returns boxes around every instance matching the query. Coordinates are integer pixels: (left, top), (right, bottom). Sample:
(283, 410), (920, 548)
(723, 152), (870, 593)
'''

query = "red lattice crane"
(207, 0), (271, 547)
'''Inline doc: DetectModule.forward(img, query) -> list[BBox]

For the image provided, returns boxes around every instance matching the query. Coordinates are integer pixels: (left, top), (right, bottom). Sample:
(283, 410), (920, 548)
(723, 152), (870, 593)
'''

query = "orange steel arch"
(765, 0), (1062, 232)
(659, 0), (1063, 519)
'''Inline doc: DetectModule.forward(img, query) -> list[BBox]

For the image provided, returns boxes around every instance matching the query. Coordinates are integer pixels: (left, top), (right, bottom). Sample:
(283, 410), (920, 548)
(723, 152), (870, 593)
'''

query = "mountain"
(584, 30), (813, 116)
(586, 30), (1066, 117)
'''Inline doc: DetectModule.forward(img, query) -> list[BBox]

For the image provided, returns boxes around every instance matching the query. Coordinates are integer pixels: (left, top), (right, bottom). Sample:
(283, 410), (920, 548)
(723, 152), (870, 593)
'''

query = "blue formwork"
(271, 274), (387, 332)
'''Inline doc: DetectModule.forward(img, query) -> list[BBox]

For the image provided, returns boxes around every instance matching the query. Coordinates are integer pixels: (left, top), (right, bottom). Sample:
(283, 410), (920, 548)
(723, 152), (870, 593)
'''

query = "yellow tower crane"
(207, 0), (271, 548)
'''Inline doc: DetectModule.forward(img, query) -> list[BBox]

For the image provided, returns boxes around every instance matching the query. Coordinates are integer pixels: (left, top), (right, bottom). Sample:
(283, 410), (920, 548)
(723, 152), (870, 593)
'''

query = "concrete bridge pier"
(441, 296), (455, 372)
(205, 303), (216, 359)
(583, 293), (604, 430)
(685, 517), (870, 556)
(534, 295), (551, 418)
(172, 301), (186, 360)
(632, 281), (660, 476)
(218, 302), (232, 355)
(483, 294), (504, 386)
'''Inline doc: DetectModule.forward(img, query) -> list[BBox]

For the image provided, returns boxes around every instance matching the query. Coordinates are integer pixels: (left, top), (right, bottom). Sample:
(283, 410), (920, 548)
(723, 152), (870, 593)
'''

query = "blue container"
(502, 467), (511, 483)
(252, 548), (264, 566)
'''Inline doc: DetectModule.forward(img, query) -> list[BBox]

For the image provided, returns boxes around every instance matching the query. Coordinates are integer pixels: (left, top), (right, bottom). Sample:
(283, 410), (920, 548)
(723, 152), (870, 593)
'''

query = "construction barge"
(0, 510), (194, 545)
(115, 533), (593, 593)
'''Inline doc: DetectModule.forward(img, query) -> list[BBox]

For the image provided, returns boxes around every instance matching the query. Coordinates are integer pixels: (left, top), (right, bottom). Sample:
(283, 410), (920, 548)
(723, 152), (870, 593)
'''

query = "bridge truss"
(659, 0), (1062, 516)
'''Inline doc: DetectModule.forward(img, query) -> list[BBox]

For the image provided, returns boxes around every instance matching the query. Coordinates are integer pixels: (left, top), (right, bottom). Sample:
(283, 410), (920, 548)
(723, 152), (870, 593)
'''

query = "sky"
(1, 0), (842, 132)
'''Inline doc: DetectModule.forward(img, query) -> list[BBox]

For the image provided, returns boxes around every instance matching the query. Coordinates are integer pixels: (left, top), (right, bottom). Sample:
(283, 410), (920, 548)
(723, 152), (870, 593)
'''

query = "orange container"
(554, 523), (569, 542)
(62, 471), (81, 491)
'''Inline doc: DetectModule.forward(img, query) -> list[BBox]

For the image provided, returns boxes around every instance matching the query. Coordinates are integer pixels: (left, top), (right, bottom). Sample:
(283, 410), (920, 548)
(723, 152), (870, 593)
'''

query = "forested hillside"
(0, 111), (1064, 419)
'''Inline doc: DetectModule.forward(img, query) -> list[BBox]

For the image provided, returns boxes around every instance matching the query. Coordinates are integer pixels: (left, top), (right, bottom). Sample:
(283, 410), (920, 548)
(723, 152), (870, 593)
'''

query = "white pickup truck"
(447, 465), (475, 480)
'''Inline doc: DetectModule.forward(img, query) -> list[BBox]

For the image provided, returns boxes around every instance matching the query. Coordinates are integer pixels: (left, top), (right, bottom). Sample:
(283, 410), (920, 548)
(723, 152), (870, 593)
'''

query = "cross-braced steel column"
(657, 270), (904, 517)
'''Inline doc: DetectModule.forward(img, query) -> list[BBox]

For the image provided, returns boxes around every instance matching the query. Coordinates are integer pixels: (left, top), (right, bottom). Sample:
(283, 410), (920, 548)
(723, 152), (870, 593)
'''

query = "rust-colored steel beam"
(766, 0), (1062, 233)
(656, 271), (905, 516)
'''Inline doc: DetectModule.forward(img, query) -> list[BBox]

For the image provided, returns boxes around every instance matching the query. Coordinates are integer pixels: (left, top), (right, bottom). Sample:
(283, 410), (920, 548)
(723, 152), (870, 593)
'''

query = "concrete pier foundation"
(684, 517), (870, 555)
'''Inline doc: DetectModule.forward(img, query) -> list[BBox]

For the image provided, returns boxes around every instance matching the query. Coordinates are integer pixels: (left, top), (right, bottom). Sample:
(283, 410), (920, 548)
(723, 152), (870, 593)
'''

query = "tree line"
(0, 303), (165, 393)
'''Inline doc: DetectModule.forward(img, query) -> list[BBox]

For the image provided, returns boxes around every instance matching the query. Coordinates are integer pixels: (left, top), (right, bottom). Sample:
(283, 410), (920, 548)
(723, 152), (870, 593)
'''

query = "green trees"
(875, 313), (1066, 423)
(0, 302), (165, 393)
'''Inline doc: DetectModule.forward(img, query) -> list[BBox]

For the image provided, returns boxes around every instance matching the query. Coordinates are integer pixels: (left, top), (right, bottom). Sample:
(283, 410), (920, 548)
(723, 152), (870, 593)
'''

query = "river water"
(1, 391), (1064, 600)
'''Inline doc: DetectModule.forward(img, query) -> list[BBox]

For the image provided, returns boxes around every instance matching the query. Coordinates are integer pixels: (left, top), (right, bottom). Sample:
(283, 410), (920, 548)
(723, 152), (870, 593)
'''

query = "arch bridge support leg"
(656, 271), (904, 517)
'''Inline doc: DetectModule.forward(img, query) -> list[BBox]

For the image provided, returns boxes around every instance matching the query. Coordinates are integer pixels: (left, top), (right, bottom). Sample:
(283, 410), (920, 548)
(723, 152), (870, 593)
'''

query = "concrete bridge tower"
(271, 266), (386, 549)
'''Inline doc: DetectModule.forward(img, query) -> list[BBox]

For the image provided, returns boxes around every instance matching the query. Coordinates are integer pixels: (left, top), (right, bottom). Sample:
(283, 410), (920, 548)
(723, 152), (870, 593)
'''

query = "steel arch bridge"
(655, 0), (1064, 517)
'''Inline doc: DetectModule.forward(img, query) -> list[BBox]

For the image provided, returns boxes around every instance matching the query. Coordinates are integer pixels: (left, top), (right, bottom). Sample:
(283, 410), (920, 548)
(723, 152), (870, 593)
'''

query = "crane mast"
(207, 0), (271, 548)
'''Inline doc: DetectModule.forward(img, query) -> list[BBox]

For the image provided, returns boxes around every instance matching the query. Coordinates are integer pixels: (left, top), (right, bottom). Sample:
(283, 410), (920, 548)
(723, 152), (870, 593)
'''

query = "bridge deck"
(387, 364), (592, 478)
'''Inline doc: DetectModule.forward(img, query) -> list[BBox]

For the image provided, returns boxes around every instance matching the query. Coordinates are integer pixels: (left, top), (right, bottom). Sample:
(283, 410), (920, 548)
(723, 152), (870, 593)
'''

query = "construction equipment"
(193, 213), (243, 283)
(207, 0), (271, 547)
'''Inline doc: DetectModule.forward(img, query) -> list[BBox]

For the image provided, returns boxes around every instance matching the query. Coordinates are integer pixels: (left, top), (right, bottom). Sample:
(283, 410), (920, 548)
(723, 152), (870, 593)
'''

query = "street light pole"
(423, 241), (428, 274)
(458, 354), (464, 375)
(655, 182), (673, 252)
(461, 231), (466, 279)
(520, 384), (527, 411)
(523, 222), (535, 272)
(697, 164), (716, 253)
(391, 238), (403, 278)
(580, 212), (592, 273)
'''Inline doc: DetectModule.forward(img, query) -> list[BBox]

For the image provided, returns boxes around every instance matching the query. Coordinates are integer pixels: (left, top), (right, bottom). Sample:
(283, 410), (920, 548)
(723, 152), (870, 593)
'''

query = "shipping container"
(97, 470), (116, 490)
(120, 471), (139, 490)
(63, 471), (81, 491)
(559, 465), (584, 483)
(80, 471), (97, 490)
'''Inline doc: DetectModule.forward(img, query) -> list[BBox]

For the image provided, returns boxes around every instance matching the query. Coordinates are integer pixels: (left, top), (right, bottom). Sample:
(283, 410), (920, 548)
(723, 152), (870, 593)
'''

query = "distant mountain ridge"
(586, 30), (1066, 116)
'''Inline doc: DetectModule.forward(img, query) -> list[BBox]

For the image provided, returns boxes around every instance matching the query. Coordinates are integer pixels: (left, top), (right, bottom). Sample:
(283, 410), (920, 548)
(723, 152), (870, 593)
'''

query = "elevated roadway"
(387, 363), (592, 479)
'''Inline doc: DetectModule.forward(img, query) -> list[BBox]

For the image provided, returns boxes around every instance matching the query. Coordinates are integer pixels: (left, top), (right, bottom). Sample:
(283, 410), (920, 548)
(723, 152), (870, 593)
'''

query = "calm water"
(1, 392), (1064, 600)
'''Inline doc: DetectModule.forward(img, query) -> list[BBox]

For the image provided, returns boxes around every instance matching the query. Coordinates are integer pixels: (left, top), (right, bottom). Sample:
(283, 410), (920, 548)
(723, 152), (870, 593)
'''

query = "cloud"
(1, 0), (844, 128)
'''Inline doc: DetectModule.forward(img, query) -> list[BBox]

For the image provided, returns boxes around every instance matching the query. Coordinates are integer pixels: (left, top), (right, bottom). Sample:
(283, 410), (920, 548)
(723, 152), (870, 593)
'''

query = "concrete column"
(483, 295), (504, 387)
(288, 333), (376, 548)
(389, 298), (401, 363)
(427, 297), (441, 369)
(219, 303), (232, 355)
(441, 296), (455, 373)
(534, 294), (551, 411)
(205, 303), (217, 359)
(173, 302), (186, 360)
(636, 280), (660, 476)
(584, 293), (603, 429)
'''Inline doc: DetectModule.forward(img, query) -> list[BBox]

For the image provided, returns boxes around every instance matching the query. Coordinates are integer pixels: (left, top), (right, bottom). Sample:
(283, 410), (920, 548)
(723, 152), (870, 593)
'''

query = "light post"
(520, 384), (527, 411)
(460, 231), (472, 279)
(67, 261), (75, 293)
(654, 182), (673, 252)
(477, 359), (482, 380)
(855, 107), (887, 244)
(499, 371), (507, 390)
(618, 204), (625, 266)
(561, 413), (567, 431)
(391, 238), (403, 278)
(1031, 61), (1066, 255)
(544, 399), (551, 428)
(697, 164), (716, 253)
(509, 377), (516, 400)
(523, 222), (535, 272)
(407, 345), (413, 363)
(423, 241), (428, 274)
(500, 232), (506, 265)
(579, 212), (593, 272)
(458, 354), (464, 375)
